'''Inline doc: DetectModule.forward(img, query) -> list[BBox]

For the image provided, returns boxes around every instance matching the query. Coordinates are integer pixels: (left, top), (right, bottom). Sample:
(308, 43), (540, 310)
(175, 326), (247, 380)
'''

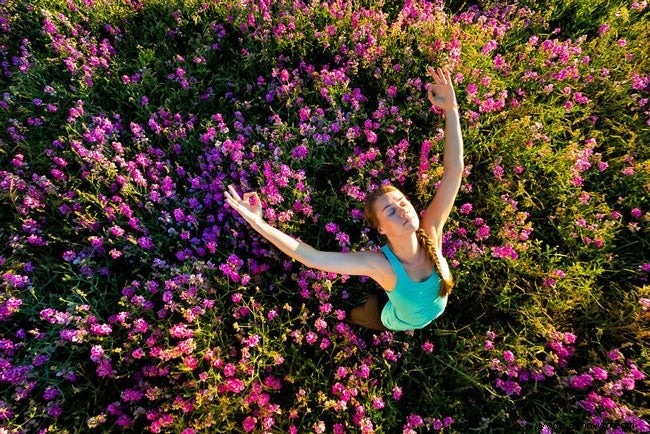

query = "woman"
(224, 67), (463, 331)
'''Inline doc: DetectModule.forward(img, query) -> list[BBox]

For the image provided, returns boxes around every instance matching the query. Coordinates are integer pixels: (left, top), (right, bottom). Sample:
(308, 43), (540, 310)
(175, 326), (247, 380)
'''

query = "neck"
(387, 232), (420, 265)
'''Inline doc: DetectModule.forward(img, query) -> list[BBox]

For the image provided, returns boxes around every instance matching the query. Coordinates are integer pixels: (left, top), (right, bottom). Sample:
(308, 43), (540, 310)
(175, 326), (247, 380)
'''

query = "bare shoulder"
(362, 249), (397, 292)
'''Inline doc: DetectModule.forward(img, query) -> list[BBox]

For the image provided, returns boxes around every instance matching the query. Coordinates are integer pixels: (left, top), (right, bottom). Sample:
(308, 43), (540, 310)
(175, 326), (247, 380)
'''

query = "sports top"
(380, 244), (448, 331)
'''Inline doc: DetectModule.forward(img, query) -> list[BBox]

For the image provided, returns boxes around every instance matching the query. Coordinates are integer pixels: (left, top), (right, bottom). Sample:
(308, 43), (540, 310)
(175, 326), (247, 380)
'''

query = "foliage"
(0, 0), (648, 432)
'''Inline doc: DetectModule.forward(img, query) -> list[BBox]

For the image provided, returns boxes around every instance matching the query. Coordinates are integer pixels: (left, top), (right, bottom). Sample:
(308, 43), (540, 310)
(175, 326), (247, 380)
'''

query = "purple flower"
(405, 414), (423, 428)
(0, 402), (14, 420)
(491, 243), (518, 260)
(291, 144), (309, 159)
(43, 386), (59, 401)
(459, 203), (472, 215)
(137, 236), (154, 250)
(569, 373), (593, 389)
(496, 379), (522, 395)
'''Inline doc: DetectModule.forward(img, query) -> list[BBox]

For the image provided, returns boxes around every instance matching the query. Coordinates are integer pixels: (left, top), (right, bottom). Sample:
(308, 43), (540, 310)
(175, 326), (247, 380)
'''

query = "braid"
(415, 229), (453, 297)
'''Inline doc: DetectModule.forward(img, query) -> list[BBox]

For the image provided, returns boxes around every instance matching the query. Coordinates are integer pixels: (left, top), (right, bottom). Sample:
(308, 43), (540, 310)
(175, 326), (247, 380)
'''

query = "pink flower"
(365, 129), (377, 144)
(170, 324), (193, 339)
(422, 341), (434, 353)
(243, 416), (257, 432)
(325, 222), (339, 233)
(223, 363), (236, 377)
(590, 366), (608, 380)
(225, 378), (245, 393)
(313, 420), (326, 433)
(459, 203), (472, 215)
(183, 355), (197, 369)
(305, 331), (317, 344)
(569, 373), (593, 389)
(608, 349), (623, 361)
(496, 379), (521, 395)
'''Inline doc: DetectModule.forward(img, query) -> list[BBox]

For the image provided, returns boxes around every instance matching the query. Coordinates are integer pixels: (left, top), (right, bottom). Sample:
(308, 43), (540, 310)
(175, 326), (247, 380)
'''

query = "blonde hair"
(364, 185), (453, 297)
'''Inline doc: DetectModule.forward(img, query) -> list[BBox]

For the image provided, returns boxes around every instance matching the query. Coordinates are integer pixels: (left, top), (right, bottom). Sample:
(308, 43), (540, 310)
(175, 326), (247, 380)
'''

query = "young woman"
(224, 67), (464, 331)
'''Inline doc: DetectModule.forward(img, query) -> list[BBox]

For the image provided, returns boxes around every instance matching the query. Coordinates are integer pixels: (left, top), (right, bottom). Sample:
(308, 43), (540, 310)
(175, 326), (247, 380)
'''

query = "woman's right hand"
(224, 185), (264, 225)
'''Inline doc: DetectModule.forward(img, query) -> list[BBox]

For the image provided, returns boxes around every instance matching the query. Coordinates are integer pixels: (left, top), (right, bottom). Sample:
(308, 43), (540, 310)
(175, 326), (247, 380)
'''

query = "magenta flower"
(459, 203), (472, 215)
(243, 416), (257, 432)
(496, 379), (521, 396)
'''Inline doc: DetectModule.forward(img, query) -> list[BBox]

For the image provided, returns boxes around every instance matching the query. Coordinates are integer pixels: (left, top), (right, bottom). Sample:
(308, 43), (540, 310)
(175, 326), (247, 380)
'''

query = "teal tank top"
(380, 244), (448, 331)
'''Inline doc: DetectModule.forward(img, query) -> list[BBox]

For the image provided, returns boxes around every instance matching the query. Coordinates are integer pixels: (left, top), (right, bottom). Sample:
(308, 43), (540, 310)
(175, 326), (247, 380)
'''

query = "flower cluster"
(486, 331), (649, 432)
(0, 0), (647, 432)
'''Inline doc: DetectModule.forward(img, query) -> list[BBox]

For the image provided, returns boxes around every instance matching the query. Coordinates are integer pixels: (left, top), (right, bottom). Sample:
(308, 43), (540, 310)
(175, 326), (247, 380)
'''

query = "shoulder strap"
(381, 244), (409, 283)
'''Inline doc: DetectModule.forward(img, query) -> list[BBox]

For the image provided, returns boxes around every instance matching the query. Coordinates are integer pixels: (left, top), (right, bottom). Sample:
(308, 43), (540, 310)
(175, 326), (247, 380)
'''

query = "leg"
(348, 293), (388, 331)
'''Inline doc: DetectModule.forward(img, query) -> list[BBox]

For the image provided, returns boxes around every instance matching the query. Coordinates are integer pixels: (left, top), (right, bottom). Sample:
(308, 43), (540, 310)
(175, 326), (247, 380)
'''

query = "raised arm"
(420, 68), (464, 243)
(223, 185), (384, 279)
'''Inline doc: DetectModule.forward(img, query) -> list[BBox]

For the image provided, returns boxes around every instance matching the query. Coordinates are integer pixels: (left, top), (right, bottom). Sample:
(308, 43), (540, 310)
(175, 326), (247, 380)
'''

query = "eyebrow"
(381, 196), (406, 213)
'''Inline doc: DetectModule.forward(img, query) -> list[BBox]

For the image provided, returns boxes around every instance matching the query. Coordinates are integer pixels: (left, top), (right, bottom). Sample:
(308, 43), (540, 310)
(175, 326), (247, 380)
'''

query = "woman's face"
(373, 190), (419, 237)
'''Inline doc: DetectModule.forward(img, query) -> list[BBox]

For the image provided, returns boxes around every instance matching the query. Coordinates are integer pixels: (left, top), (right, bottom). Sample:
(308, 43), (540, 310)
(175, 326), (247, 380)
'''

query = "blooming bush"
(0, 0), (648, 432)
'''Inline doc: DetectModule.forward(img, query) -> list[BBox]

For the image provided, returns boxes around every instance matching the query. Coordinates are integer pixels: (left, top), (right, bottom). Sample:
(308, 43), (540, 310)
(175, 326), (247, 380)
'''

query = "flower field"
(0, 0), (648, 432)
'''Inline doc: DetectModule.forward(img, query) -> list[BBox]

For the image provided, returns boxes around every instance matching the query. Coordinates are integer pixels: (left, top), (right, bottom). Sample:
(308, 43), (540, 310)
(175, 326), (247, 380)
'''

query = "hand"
(426, 67), (458, 112)
(224, 185), (264, 225)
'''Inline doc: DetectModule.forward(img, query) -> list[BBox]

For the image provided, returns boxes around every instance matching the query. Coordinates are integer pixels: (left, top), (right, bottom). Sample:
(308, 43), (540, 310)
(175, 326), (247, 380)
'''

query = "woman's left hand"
(427, 67), (458, 112)
(224, 185), (264, 225)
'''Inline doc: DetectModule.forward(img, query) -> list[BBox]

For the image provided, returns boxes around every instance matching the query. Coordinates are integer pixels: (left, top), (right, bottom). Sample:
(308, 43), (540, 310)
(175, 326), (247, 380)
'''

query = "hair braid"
(415, 229), (453, 297)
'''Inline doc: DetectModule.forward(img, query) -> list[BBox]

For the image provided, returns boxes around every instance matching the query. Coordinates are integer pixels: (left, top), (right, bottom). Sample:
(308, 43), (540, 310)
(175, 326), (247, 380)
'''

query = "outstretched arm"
(223, 185), (383, 278)
(420, 68), (464, 243)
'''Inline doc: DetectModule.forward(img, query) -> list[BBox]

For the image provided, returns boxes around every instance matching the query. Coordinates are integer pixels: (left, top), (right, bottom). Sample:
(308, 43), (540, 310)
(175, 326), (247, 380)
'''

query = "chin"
(403, 221), (419, 232)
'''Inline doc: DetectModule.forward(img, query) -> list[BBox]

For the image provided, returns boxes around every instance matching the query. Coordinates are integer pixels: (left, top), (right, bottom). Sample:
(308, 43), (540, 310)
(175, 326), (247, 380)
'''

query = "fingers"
(223, 191), (238, 210)
(224, 185), (261, 209)
(242, 192), (259, 206)
(227, 184), (241, 202)
(427, 66), (451, 85)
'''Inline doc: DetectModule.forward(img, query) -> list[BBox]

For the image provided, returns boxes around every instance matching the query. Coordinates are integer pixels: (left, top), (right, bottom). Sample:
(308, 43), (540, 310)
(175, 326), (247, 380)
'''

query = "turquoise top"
(380, 244), (448, 331)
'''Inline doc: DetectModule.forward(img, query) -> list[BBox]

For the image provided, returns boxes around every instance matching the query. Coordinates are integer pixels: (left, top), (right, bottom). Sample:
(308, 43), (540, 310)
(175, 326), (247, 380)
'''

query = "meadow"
(0, 0), (648, 432)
